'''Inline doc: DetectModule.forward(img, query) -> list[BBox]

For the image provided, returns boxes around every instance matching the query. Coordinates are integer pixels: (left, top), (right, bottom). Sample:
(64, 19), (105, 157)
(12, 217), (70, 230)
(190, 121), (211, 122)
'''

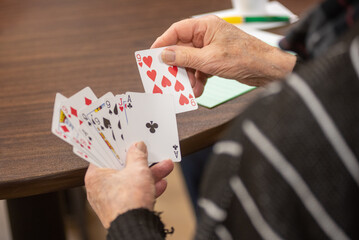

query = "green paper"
(196, 76), (256, 108)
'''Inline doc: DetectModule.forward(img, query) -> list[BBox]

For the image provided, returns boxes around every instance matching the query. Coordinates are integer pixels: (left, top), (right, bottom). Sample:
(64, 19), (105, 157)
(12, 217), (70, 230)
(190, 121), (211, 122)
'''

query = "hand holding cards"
(51, 47), (197, 169)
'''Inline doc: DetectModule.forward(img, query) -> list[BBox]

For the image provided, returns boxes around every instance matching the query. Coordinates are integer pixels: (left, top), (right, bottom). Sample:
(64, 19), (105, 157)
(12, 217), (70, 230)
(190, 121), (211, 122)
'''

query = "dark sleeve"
(107, 208), (167, 240)
(195, 27), (359, 240)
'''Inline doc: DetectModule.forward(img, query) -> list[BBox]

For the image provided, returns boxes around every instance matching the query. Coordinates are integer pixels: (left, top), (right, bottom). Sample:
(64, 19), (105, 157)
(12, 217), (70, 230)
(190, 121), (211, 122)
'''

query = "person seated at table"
(85, 0), (359, 239)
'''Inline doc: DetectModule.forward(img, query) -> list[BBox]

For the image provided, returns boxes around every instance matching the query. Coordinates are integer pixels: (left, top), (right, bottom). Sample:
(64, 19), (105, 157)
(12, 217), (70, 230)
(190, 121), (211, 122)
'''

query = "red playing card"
(161, 76), (171, 87)
(135, 48), (198, 114)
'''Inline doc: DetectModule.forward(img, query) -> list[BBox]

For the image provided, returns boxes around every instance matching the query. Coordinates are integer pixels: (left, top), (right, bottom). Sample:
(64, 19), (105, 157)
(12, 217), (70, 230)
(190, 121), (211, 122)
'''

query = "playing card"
(51, 92), (105, 167)
(87, 93), (127, 167)
(135, 47), (198, 114)
(73, 146), (101, 167)
(61, 87), (97, 130)
(110, 95), (128, 152)
(123, 92), (181, 164)
(51, 93), (74, 145)
(60, 87), (116, 168)
(79, 92), (125, 169)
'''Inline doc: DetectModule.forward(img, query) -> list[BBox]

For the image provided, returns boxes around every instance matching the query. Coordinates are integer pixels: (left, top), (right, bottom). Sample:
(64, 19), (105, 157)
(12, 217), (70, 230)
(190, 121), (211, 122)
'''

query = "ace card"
(123, 92), (181, 164)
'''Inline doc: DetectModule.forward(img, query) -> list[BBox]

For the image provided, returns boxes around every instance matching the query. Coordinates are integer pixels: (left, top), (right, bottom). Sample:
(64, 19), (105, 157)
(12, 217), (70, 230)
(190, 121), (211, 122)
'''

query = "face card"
(79, 92), (125, 169)
(123, 92), (181, 164)
(135, 47), (198, 114)
(51, 93), (74, 145)
(110, 95), (128, 154)
(51, 92), (105, 167)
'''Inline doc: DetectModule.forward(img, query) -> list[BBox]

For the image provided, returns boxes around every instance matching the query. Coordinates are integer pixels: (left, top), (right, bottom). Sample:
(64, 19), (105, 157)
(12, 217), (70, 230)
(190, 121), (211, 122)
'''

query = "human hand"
(152, 15), (296, 97)
(84, 141), (174, 229)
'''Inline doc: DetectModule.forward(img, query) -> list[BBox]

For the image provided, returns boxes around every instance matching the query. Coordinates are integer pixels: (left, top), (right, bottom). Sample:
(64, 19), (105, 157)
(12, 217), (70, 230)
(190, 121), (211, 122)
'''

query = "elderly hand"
(152, 15), (296, 97)
(84, 141), (174, 229)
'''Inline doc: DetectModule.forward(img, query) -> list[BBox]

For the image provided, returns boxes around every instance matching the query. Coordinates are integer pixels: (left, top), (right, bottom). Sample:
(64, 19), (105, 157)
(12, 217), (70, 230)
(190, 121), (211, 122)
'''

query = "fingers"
(150, 159), (174, 182)
(84, 163), (99, 185)
(126, 141), (148, 167)
(151, 18), (199, 48)
(155, 179), (168, 198)
(193, 71), (209, 97)
(161, 45), (205, 70)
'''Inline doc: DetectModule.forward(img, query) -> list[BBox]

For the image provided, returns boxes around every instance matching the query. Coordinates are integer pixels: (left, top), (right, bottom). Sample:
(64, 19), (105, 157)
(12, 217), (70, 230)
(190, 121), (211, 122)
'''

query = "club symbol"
(146, 121), (158, 133)
(127, 103), (133, 109)
(173, 145), (178, 150)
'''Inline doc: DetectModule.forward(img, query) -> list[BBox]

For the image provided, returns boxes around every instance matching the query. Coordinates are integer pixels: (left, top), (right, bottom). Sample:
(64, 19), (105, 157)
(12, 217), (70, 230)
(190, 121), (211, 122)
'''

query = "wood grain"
(0, 0), (319, 199)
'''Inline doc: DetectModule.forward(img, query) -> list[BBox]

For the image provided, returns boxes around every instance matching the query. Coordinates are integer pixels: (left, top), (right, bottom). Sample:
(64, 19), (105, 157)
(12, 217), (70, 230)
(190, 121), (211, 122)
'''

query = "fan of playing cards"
(51, 47), (198, 169)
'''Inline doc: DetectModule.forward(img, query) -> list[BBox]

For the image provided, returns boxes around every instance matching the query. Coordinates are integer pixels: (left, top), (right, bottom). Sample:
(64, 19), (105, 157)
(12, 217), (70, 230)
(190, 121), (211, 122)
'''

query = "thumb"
(125, 141), (148, 167)
(161, 46), (204, 70)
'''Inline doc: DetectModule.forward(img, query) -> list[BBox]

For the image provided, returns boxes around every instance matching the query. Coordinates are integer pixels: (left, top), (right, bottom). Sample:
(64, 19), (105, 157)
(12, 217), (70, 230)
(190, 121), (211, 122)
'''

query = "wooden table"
(0, 0), (319, 238)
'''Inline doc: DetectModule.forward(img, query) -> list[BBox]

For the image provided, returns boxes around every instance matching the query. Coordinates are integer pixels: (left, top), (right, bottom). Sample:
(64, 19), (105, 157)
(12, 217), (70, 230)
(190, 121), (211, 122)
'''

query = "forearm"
(230, 37), (297, 86)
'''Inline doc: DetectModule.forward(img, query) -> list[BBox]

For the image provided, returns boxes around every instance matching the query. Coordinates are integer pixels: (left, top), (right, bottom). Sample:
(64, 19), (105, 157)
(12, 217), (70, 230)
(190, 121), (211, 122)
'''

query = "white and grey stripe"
(287, 73), (359, 187)
(215, 225), (233, 240)
(213, 140), (242, 157)
(349, 36), (359, 79)
(229, 176), (283, 240)
(198, 198), (227, 222)
(243, 120), (350, 240)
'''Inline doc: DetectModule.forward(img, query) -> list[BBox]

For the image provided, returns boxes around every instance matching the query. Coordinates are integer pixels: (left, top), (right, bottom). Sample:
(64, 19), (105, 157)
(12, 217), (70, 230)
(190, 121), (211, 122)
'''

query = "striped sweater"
(107, 1), (359, 239)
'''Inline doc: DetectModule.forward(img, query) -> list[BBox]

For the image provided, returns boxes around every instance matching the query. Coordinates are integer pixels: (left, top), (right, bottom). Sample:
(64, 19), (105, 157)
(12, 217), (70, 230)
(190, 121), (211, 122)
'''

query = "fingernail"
(135, 141), (147, 153)
(162, 49), (176, 63)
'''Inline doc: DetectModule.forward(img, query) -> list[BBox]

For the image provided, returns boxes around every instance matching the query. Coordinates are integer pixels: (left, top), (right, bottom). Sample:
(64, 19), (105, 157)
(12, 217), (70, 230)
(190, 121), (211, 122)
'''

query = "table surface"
(0, 0), (319, 199)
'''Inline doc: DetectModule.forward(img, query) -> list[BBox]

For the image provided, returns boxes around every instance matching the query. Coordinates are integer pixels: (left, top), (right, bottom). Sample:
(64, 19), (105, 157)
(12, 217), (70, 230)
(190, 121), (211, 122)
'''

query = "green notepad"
(196, 76), (256, 108)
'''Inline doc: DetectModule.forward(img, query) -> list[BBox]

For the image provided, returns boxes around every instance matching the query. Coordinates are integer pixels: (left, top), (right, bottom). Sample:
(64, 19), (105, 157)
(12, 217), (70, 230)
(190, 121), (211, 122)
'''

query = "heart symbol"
(161, 76), (171, 87)
(189, 94), (194, 99)
(143, 56), (152, 68)
(85, 97), (92, 105)
(179, 94), (189, 105)
(147, 70), (157, 81)
(119, 106), (124, 112)
(139, 62), (143, 67)
(153, 84), (163, 94)
(168, 66), (178, 77)
(174, 80), (184, 92)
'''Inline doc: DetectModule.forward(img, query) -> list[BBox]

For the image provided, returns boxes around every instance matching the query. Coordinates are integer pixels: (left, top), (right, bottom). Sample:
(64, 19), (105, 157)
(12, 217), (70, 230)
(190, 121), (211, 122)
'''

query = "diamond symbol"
(85, 97), (92, 105)
(70, 107), (78, 117)
(61, 126), (69, 133)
